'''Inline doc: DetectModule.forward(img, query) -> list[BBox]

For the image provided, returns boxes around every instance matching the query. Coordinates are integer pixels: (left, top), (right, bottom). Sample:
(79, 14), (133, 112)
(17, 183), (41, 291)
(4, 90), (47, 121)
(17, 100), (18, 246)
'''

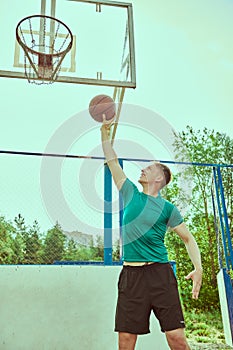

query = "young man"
(101, 120), (202, 350)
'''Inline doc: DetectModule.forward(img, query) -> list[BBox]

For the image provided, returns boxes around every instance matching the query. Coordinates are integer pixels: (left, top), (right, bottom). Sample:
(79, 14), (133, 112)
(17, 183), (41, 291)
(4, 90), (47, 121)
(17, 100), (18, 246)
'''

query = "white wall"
(0, 265), (169, 350)
(217, 269), (233, 347)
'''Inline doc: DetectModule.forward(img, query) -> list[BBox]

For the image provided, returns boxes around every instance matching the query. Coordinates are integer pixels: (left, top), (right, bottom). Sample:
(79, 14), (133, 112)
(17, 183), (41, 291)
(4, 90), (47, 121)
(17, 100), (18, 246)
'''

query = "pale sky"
(0, 0), (232, 235)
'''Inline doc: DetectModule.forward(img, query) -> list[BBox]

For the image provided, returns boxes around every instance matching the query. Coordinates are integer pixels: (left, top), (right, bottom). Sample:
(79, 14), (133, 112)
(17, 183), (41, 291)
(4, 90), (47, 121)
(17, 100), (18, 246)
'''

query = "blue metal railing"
(213, 166), (233, 270)
(104, 164), (113, 265)
(1, 149), (232, 267)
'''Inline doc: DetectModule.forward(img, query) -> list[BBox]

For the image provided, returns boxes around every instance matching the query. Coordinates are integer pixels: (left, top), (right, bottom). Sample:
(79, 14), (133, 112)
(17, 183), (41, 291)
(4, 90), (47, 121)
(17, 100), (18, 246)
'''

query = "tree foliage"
(0, 215), (15, 263)
(0, 215), (118, 265)
(165, 126), (233, 311)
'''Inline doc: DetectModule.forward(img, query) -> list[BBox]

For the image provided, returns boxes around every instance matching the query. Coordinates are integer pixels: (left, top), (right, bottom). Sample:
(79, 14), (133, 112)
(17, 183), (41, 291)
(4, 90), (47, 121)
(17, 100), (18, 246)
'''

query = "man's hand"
(100, 114), (115, 139)
(185, 268), (203, 299)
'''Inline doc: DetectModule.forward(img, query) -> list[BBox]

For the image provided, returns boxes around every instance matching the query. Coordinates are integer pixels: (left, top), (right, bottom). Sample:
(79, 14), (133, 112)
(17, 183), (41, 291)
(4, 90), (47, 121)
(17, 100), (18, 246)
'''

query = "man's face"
(138, 163), (162, 184)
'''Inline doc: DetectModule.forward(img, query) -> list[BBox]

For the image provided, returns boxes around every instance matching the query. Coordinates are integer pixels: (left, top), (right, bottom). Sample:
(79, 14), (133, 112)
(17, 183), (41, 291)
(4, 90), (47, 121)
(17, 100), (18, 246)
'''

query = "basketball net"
(16, 15), (73, 85)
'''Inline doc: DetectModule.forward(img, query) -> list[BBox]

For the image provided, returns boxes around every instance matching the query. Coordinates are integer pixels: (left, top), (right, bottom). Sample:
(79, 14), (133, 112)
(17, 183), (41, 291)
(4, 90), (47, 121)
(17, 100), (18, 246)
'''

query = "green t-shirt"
(120, 178), (184, 263)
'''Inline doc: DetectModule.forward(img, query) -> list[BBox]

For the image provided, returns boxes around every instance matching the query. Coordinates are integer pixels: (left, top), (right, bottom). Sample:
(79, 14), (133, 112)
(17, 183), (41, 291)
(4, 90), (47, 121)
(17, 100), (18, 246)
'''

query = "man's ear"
(154, 175), (164, 183)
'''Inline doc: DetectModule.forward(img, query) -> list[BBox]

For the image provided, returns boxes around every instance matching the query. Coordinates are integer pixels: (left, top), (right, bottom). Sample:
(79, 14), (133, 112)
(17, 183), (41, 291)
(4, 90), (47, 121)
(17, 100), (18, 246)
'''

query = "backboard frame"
(0, 0), (136, 88)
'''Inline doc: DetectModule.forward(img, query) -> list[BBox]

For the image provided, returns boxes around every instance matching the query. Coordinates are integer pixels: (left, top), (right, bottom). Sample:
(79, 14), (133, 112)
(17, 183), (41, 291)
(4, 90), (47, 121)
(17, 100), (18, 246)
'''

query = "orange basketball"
(89, 94), (116, 122)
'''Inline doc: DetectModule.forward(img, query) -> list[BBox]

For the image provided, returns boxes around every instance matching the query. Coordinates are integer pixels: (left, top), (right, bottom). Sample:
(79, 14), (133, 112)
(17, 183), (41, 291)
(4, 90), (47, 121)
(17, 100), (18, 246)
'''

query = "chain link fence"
(0, 153), (121, 264)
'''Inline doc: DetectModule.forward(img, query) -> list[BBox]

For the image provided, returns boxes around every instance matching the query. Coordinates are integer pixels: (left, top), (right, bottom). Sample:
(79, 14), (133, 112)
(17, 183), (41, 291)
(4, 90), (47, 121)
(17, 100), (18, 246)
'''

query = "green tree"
(24, 220), (43, 264)
(63, 238), (79, 260)
(113, 238), (120, 262)
(75, 245), (96, 261)
(41, 222), (66, 264)
(12, 213), (27, 263)
(93, 235), (104, 260)
(0, 215), (15, 263)
(165, 126), (233, 311)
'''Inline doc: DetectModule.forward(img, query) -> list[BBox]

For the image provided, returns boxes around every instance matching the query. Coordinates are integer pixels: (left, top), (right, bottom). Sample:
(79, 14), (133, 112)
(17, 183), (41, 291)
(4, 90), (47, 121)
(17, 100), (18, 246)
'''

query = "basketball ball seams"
(89, 94), (116, 122)
(92, 103), (115, 118)
(89, 94), (111, 108)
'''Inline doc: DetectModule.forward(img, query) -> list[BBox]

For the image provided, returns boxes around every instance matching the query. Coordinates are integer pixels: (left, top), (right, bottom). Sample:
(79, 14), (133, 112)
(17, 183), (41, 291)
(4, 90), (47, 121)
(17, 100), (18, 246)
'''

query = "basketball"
(89, 94), (116, 122)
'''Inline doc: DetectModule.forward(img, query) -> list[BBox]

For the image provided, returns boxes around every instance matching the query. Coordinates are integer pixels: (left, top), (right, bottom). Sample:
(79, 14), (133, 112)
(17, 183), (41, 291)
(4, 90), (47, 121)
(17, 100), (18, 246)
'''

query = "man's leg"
(118, 332), (137, 350)
(165, 328), (191, 350)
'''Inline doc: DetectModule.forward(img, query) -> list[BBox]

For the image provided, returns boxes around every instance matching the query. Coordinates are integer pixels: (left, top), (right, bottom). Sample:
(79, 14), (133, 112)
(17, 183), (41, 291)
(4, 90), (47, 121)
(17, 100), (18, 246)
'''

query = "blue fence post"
(213, 167), (230, 270)
(104, 163), (112, 265)
(118, 159), (124, 264)
(217, 167), (233, 269)
(213, 166), (233, 270)
(213, 167), (233, 346)
(211, 181), (223, 269)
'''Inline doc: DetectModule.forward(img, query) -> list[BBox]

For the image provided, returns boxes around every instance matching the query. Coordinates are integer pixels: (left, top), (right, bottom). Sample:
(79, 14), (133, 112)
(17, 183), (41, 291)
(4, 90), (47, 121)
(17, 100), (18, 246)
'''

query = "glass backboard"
(0, 0), (136, 87)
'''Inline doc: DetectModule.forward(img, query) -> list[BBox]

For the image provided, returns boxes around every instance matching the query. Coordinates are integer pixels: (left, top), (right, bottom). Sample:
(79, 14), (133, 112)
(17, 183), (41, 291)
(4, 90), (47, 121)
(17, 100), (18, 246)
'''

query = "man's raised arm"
(101, 121), (126, 190)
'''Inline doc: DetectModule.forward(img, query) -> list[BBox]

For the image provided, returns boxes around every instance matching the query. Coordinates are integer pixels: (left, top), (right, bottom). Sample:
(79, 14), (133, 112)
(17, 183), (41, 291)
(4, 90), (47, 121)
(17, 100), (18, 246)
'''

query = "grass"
(184, 309), (232, 349)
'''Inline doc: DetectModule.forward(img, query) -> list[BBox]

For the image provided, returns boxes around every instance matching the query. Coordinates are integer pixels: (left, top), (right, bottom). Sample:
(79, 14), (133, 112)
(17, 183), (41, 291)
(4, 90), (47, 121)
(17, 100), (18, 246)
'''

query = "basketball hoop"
(16, 15), (73, 84)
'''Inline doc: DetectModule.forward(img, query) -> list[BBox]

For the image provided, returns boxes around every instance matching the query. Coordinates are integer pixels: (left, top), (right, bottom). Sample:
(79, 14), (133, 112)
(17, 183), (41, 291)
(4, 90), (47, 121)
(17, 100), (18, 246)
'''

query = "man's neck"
(142, 184), (160, 197)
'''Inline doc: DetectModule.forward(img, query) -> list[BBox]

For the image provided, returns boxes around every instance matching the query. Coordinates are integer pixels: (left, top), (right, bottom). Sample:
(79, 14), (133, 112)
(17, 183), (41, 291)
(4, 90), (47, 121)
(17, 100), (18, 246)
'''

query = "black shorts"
(115, 262), (185, 334)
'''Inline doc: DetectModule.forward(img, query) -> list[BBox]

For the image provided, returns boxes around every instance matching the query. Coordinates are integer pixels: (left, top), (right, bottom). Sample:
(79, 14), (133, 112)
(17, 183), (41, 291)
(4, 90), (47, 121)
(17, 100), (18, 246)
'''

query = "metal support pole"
(217, 167), (233, 269)
(213, 167), (233, 270)
(213, 167), (229, 270)
(211, 183), (223, 269)
(118, 159), (124, 263)
(104, 163), (112, 265)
